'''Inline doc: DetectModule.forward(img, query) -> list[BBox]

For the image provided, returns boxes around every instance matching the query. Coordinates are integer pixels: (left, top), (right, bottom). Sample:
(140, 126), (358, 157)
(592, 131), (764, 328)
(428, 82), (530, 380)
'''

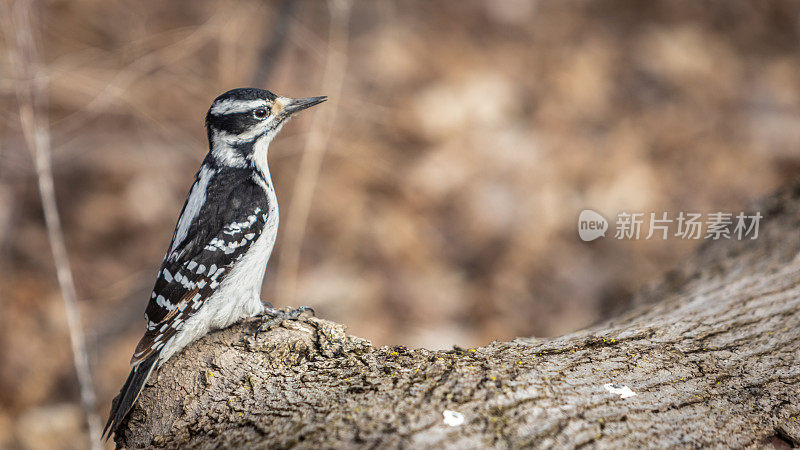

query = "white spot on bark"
(443, 410), (465, 426)
(604, 383), (637, 399)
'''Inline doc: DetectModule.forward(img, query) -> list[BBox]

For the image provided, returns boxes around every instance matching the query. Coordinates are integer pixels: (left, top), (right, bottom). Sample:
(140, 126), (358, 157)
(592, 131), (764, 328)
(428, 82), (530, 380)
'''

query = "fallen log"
(116, 186), (800, 449)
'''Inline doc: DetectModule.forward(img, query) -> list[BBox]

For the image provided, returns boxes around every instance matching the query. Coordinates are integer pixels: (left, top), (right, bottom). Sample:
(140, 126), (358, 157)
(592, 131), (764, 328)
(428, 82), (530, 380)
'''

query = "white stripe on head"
(209, 99), (268, 115)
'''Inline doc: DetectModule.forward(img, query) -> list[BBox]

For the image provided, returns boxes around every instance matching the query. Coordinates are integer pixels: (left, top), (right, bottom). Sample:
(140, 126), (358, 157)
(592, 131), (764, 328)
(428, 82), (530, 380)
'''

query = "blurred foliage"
(1, 0), (800, 447)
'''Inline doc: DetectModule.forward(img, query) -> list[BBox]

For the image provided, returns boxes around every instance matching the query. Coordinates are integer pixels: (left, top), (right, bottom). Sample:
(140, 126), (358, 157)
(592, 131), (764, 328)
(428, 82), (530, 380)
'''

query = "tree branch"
(117, 185), (800, 448)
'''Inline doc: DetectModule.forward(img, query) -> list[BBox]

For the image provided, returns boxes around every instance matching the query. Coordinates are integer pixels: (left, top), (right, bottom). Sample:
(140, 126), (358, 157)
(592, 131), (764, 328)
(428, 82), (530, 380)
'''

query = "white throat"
(249, 128), (279, 182)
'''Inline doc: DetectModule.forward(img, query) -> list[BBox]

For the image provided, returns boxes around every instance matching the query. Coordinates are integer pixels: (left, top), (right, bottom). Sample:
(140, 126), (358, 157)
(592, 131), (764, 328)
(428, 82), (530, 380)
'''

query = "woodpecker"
(103, 88), (326, 440)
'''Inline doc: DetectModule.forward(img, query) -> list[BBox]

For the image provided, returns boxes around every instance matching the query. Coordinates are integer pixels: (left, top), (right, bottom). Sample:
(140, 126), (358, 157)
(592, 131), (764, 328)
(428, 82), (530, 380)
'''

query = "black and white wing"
(131, 173), (269, 365)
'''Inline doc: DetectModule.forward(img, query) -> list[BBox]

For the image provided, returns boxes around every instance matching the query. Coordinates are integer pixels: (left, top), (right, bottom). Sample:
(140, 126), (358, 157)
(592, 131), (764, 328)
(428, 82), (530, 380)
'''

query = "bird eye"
(253, 108), (269, 119)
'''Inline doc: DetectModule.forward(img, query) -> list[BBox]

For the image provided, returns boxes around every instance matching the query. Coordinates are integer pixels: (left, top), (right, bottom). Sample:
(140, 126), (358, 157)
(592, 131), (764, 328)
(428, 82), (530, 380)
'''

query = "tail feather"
(103, 353), (159, 441)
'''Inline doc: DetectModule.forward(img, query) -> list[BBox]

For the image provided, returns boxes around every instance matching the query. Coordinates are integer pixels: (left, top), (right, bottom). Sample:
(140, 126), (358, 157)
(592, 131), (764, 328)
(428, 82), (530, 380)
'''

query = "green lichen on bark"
(118, 186), (800, 449)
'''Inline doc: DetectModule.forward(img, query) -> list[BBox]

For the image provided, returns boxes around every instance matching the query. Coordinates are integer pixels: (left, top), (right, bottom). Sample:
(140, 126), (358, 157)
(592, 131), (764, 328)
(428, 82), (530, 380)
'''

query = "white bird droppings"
(604, 383), (637, 399)
(443, 410), (465, 426)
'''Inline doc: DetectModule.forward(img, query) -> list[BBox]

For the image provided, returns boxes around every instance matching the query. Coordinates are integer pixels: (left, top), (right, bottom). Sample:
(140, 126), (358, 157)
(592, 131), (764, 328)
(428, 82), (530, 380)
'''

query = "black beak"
(283, 96), (327, 115)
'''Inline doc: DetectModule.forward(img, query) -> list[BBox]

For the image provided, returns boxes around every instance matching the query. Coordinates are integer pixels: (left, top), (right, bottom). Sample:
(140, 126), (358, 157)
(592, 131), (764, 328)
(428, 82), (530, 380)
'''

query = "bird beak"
(282, 96), (327, 115)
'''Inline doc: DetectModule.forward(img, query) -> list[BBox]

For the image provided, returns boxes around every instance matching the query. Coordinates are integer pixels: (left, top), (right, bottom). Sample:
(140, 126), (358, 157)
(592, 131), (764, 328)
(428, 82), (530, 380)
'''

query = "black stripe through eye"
(253, 108), (269, 119)
(208, 112), (260, 135)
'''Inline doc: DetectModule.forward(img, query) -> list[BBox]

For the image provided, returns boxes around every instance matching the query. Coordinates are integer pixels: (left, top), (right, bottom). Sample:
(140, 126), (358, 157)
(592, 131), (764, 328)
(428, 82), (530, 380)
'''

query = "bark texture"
(117, 186), (800, 449)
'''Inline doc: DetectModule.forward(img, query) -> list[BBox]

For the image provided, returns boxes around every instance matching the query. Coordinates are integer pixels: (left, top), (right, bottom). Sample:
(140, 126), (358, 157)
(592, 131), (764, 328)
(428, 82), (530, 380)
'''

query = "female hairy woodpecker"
(103, 88), (326, 439)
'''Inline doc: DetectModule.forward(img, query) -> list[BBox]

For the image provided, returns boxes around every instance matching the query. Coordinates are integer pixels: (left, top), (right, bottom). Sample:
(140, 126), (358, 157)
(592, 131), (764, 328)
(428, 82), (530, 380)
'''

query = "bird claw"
(254, 305), (315, 339)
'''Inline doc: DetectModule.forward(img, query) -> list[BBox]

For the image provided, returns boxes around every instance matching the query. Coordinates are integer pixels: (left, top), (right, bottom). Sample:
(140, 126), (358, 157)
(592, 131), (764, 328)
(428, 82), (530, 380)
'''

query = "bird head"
(204, 88), (326, 168)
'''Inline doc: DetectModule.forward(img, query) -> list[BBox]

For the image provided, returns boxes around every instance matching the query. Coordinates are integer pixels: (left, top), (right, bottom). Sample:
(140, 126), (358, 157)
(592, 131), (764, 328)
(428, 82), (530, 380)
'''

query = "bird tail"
(102, 353), (159, 441)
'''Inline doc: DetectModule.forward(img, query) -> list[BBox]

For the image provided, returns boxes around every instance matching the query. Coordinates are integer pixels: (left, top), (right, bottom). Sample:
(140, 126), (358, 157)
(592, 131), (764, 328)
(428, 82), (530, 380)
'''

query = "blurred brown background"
(2, 0), (800, 448)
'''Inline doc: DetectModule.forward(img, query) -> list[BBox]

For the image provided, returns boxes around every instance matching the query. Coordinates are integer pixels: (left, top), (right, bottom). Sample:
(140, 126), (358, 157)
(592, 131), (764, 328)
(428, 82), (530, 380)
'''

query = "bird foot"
(254, 304), (315, 339)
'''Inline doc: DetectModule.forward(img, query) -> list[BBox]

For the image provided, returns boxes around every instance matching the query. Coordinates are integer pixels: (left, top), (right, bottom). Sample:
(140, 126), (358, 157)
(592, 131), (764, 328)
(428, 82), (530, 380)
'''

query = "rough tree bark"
(116, 186), (800, 449)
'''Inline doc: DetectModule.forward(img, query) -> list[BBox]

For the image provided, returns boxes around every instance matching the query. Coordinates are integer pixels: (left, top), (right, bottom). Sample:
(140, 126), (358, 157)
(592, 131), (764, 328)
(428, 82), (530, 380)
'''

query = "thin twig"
(51, 18), (218, 137)
(275, 0), (351, 303)
(251, 0), (297, 87)
(6, 1), (102, 448)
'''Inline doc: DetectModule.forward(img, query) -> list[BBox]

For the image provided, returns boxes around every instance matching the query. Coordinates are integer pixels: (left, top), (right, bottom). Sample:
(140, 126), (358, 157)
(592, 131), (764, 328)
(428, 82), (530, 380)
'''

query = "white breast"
(157, 178), (279, 365)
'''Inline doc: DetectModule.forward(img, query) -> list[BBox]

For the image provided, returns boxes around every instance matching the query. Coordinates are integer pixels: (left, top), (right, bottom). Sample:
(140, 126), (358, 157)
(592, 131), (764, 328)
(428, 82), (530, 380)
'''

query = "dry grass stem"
(6, 1), (102, 448)
(276, 0), (352, 303)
